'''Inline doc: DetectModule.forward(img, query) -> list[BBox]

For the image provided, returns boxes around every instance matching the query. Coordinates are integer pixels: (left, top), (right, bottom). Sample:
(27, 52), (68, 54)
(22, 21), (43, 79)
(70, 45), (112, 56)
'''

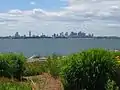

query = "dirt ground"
(25, 73), (63, 90)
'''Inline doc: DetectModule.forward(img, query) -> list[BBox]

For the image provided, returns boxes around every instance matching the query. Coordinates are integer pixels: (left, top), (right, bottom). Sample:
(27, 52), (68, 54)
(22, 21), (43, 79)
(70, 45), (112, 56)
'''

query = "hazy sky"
(0, 0), (120, 36)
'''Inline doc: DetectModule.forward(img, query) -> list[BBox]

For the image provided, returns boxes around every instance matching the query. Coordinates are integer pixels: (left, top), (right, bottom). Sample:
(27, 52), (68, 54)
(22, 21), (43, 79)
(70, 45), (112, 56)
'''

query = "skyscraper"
(15, 32), (20, 37)
(29, 31), (32, 37)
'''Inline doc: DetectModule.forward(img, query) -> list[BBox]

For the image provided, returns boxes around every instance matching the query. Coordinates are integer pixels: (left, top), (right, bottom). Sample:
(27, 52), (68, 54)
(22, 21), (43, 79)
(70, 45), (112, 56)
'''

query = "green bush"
(0, 77), (31, 90)
(23, 54), (64, 77)
(41, 54), (63, 78)
(106, 79), (119, 90)
(24, 61), (43, 76)
(111, 51), (120, 59)
(60, 49), (119, 90)
(0, 53), (26, 80)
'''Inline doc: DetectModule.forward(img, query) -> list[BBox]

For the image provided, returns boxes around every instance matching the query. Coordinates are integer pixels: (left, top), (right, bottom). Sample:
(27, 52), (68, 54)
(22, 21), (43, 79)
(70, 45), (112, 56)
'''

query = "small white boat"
(27, 55), (47, 62)
(114, 49), (120, 52)
(28, 55), (40, 59)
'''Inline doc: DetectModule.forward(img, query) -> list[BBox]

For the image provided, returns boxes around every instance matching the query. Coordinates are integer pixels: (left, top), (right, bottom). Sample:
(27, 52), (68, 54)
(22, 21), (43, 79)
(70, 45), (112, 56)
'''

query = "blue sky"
(0, 0), (120, 36)
(0, 0), (68, 12)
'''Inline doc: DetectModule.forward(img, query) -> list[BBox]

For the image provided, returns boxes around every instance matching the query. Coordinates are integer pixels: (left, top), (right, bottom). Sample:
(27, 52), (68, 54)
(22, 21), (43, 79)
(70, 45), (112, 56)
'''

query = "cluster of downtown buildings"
(0, 31), (120, 39)
(0, 31), (94, 39)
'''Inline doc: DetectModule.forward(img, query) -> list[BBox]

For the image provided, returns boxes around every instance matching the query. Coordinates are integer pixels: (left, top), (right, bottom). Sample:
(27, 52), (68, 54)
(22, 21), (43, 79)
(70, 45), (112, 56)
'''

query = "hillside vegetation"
(0, 49), (120, 90)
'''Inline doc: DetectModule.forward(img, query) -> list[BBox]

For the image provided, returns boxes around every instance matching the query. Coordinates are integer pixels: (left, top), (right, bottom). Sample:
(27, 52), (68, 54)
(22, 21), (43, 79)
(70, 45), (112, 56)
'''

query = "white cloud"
(0, 0), (120, 36)
(8, 9), (22, 15)
(30, 1), (36, 5)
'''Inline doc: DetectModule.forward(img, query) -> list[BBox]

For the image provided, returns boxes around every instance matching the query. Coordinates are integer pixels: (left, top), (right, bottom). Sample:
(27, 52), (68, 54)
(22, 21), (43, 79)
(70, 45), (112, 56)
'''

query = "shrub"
(105, 79), (119, 90)
(24, 61), (44, 76)
(60, 48), (119, 90)
(112, 51), (120, 57)
(14, 59), (25, 80)
(41, 54), (62, 78)
(0, 53), (26, 80)
(24, 54), (63, 77)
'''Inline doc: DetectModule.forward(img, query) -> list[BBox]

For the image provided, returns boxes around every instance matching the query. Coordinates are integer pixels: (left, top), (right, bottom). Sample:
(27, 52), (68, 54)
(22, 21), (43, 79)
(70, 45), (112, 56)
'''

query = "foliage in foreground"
(0, 82), (31, 90)
(106, 79), (119, 90)
(0, 53), (26, 80)
(41, 54), (62, 78)
(1, 49), (120, 90)
(60, 49), (120, 90)
(0, 77), (31, 90)
(24, 54), (62, 77)
(24, 61), (44, 76)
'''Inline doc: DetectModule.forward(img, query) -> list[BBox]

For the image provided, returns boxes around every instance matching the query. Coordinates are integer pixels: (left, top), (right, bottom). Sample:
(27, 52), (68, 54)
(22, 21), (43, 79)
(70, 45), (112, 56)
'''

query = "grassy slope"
(0, 73), (63, 90)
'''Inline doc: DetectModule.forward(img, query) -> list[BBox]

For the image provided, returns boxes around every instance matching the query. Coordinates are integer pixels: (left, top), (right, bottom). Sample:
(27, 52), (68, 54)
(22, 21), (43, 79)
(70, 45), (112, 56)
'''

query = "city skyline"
(1, 30), (120, 40)
(0, 0), (120, 36)
(13, 30), (94, 38)
(1, 29), (120, 38)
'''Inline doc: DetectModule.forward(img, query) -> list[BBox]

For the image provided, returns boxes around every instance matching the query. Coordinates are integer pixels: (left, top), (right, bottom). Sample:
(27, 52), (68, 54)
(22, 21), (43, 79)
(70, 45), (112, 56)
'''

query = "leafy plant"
(0, 53), (26, 80)
(24, 61), (44, 76)
(41, 54), (62, 78)
(106, 79), (119, 90)
(61, 48), (119, 90)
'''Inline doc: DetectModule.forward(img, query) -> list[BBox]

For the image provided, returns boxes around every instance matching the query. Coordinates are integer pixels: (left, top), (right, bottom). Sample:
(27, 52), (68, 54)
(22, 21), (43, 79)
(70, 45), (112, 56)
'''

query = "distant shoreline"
(0, 37), (120, 40)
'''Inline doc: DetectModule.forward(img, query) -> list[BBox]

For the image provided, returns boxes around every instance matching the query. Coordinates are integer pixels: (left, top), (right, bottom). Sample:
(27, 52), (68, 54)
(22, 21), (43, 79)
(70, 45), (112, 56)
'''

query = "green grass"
(0, 77), (32, 90)
(0, 82), (31, 90)
(40, 55), (64, 78)
(24, 61), (44, 76)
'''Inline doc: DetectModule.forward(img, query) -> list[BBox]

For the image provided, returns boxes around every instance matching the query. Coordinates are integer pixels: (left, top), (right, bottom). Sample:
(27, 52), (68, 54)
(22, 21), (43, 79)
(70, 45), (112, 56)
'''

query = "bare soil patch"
(25, 73), (63, 90)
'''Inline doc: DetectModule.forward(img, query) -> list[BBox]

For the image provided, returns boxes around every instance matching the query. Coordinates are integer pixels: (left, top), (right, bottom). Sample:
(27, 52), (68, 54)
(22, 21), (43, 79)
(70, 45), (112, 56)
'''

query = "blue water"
(0, 38), (120, 57)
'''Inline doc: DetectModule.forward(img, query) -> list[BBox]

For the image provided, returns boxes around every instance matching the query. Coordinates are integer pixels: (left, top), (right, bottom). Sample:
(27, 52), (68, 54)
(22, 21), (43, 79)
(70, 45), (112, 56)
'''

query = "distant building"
(23, 35), (26, 38)
(60, 32), (64, 37)
(78, 31), (86, 38)
(29, 31), (32, 37)
(40, 33), (46, 38)
(15, 32), (20, 37)
(91, 33), (94, 37)
(56, 34), (59, 37)
(53, 33), (57, 38)
(88, 33), (94, 38)
(65, 32), (69, 37)
(32, 35), (36, 37)
(70, 32), (78, 38)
